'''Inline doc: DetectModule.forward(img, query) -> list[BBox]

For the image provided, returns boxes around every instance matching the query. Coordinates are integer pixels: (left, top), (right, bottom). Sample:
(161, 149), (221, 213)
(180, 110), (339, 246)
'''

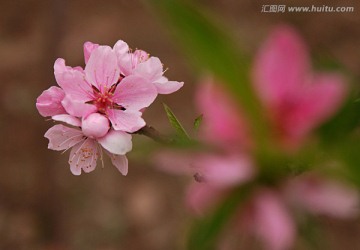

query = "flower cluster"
(36, 40), (183, 175)
(157, 26), (358, 250)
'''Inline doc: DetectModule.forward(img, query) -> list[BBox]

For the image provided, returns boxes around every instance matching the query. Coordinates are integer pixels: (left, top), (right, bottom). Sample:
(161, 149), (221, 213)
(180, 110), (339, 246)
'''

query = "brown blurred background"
(0, 0), (359, 249)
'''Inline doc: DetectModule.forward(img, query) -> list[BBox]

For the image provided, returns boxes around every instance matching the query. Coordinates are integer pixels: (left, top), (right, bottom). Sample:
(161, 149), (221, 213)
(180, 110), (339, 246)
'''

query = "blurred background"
(0, 0), (359, 249)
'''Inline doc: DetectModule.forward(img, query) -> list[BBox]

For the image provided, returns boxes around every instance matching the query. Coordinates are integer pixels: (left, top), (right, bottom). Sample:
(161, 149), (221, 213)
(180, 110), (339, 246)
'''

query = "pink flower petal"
(36, 86), (66, 117)
(186, 183), (224, 215)
(251, 190), (295, 250)
(44, 124), (84, 151)
(61, 94), (97, 117)
(134, 50), (149, 62)
(252, 25), (309, 107)
(54, 58), (93, 102)
(286, 175), (359, 218)
(113, 40), (129, 56)
(112, 75), (157, 111)
(97, 129), (132, 155)
(85, 46), (120, 89)
(117, 53), (133, 76)
(68, 138), (98, 175)
(106, 151), (129, 175)
(134, 56), (163, 82)
(196, 80), (250, 148)
(284, 74), (347, 145)
(83, 41), (99, 64)
(52, 114), (81, 127)
(108, 109), (146, 132)
(153, 76), (184, 94)
(195, 154), (255, 188)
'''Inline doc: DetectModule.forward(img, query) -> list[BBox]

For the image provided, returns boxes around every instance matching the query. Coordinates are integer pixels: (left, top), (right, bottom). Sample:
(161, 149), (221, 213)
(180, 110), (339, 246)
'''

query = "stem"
(133, 125), (173, 144)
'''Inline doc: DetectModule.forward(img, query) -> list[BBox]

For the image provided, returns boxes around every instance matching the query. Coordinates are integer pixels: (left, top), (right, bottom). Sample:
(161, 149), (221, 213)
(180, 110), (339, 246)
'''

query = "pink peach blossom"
(133, 57), (184, 94)
(253, 25), (347, 147)
(45, 115), (131, 175)
(38, 39), (184, 176)
(85, 40), (184, 94)
(113, 40), (184, 94)
(117, 49), (149, 77)
(55, 46), (158, 132)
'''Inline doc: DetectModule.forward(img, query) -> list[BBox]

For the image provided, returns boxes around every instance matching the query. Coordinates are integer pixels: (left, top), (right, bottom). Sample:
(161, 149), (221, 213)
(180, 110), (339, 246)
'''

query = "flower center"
(94, 89), (114, 113)
(86, 84), (125, 115)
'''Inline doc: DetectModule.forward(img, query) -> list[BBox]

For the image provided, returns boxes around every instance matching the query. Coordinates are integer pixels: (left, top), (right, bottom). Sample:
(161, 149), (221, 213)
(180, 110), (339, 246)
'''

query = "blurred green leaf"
(314, 53), (355, 77)
(333, 138), (360, 185)
(318, 97), (360, 145)
(187, 184), (252, 250)
(146, 0), (269, 146)
(298, 217), (328, 250)
(194, 114), (203, 132)
(163, 103), (190, 140)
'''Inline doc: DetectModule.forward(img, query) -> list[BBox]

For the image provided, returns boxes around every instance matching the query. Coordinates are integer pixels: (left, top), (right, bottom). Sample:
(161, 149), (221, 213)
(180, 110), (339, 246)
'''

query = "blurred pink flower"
(159, 80), (253, 214)
(242, 189), (295, 250)
(190, 76), (355, 248)
(195, 78), (251, 151)
(285, 173), (359, 218)
(253, 25), (347, 147)
(155, 150), (255, 214)
(156, 25), (355, 249)
(240, 174), (359, 250)
(187, 154), (255, 214)
(45, 115), (131, 175)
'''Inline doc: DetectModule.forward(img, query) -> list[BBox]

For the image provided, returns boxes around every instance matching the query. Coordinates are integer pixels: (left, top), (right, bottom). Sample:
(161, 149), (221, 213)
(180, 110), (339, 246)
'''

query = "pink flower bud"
(82, 113), (109, 139)
(36, 86), (66, 117)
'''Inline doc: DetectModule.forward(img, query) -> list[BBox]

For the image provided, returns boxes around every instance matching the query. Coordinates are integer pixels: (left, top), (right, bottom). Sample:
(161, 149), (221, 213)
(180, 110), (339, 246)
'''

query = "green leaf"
(187, 184), (253, 250)
(193, 114), (203, 132)
(163, 103), (190, 140)
(317, 97), (360, 145)
(333, 138), (360, 186)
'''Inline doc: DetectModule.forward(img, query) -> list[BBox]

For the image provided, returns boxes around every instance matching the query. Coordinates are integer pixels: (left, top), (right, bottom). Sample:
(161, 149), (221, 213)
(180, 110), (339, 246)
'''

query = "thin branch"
(133, 125), (173, 144)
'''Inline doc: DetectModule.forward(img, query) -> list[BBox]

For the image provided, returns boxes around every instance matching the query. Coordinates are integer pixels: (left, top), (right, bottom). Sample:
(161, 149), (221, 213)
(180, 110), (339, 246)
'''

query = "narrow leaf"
(194, 114), (203, 132)
(163, 103), (190, 140)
